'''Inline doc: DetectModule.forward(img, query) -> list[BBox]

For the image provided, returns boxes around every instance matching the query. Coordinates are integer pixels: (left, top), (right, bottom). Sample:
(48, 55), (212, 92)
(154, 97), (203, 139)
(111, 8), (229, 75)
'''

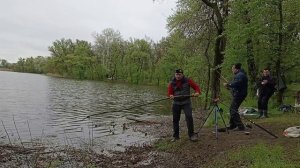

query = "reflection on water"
(0, 71), (168, 151)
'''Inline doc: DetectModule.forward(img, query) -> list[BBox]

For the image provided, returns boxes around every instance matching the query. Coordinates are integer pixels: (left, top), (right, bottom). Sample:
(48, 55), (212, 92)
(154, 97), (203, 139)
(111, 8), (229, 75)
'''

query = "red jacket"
(168, 77), (201, 96)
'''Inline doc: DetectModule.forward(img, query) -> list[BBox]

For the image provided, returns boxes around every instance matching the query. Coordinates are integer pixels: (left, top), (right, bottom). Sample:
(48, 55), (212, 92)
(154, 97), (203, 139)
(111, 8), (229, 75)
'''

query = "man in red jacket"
(168, 69), (201, 142)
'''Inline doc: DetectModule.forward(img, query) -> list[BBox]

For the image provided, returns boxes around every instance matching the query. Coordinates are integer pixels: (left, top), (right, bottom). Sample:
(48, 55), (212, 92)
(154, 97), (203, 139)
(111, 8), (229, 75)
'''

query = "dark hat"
(234, 63), (242, 69)
(175, 69), (183, 73)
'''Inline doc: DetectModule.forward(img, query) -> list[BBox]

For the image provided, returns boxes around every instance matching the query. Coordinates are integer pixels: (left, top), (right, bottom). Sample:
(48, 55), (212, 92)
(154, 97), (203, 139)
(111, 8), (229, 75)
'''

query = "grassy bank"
(154, 101), (300, 167)
(209, 112), (300, 168)
(153, 83), (300, 167)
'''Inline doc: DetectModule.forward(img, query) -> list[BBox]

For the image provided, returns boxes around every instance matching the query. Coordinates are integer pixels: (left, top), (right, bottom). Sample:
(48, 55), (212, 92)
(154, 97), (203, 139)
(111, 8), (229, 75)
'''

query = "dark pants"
(258, 93), (272, 111)
(172, 103), (194, 138)
(229, 96), (246, 129)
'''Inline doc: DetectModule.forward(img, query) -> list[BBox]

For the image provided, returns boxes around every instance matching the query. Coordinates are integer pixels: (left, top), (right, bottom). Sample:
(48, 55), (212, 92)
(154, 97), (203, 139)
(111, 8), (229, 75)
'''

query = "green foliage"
(0, 58), (10, 68)
(13, 56), (48, 73)
(46, 38), (96, 79)
(225, 0), (300, 84)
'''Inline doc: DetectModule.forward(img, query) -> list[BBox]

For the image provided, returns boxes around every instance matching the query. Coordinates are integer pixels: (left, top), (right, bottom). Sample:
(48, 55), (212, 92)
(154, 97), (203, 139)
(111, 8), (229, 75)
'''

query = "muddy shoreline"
(1, 111), (299, 168)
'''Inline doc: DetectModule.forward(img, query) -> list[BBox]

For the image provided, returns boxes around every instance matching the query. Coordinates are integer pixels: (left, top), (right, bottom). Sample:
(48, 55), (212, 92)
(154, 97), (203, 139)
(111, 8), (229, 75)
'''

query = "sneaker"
(256, 114), (263, 119)
(217, 127), (227, 132)
(217, 126), (236, 132)
(258, 115), (267, 119)
(232, 126), (245, 131)
(245, 123), (252, 129)
(228, 125), (237, 130)
(189, 134), (198, 142)
(171, 137), (179, 142)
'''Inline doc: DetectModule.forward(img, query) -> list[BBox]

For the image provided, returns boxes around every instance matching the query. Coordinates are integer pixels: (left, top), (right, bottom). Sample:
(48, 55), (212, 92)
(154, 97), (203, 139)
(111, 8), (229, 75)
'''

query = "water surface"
(0, 71), (169, 151)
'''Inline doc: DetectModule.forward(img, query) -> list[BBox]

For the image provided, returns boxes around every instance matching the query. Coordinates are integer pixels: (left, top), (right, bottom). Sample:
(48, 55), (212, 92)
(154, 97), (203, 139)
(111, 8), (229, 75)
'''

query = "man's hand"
(192, 92), (200, 97)
(223, 83), (230, 90)
(169, 95), (174, 100)
(212, 98), (220, 103)
(261, 80), (268, 85)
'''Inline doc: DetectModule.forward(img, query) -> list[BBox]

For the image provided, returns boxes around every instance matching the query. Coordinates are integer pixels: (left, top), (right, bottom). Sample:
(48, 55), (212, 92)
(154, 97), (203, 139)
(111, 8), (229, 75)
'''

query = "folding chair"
(293, 91), (300, 113)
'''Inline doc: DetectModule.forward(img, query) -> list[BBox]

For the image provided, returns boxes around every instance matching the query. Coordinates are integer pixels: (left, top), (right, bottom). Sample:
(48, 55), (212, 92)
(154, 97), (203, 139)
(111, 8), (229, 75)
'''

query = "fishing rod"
(240, 115), (278, 138)
(84, 95), (194, 119)
(212, 67), (229, 83)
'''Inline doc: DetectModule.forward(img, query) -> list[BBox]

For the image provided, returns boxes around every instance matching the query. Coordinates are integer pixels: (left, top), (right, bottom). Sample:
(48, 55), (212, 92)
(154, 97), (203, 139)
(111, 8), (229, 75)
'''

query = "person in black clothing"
(222, 63), (248, 131)
(257, 68), (276, 118)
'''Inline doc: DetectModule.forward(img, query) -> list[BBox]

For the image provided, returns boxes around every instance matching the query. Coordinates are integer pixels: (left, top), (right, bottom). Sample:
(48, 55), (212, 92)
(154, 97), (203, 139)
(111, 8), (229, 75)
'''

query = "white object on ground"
(283, 126), (300, 138)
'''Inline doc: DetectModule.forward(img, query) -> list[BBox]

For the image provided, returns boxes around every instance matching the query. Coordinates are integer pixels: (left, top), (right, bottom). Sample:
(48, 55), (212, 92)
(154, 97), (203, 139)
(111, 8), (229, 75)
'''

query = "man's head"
(262, 68), (270, 76)
(232, 63), (241, 74)
(175, 69), (184, 80)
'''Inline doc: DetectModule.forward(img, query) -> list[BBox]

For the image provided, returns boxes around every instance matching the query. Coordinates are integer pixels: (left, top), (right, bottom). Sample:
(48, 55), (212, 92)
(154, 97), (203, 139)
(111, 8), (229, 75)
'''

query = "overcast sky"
(0, 0), (177, 63)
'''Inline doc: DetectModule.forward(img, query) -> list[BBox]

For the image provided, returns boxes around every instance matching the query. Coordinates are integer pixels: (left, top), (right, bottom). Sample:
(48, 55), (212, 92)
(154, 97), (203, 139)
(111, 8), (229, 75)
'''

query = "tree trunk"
(201, 0), (227, 99)
(246, 38), (258, 96)
(204, 40), (212, 110)
(211, 34), (225, 99)
(276, 0), (284, 105)
(244, 2), (258, 96)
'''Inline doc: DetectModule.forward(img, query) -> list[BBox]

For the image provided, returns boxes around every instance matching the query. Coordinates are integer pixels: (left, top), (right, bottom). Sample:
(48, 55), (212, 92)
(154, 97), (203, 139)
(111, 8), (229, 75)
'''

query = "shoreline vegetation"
(0, 68), (12, 72)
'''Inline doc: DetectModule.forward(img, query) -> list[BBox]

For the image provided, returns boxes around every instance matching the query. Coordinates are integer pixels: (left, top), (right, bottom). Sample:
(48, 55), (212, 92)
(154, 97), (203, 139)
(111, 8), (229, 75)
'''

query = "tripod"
(197, 102), (229, 139)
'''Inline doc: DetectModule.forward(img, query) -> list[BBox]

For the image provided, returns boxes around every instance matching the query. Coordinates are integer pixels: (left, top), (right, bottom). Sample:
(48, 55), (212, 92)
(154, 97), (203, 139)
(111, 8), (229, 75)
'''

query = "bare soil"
(1, 111), (299, 168)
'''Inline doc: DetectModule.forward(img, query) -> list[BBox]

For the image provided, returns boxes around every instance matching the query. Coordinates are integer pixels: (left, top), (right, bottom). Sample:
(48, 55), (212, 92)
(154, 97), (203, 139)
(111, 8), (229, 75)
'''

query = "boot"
(171, 137), (179, 142)
(263, 110), (269, 118)
(257, 110), (263, 119)
(189, 134), (198, 142)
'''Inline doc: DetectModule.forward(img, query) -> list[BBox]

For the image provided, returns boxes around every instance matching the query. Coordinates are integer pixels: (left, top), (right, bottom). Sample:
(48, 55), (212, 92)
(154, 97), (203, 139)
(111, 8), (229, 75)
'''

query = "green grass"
(260, 113), (299, 124)
(228, 143), (299, 168)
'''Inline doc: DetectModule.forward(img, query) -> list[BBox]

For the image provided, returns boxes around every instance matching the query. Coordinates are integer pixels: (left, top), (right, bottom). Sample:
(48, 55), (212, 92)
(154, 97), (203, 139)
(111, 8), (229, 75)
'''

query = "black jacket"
(228, 70), (248, 97)
(257, 75), (276, 96)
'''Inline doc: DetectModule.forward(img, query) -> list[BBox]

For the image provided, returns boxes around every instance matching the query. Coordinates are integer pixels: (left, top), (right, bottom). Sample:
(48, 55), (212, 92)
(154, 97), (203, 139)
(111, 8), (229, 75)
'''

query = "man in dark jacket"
(168, 69), (201, 142)
(257, 68), (276, 118)
(223, 63), (247, 131)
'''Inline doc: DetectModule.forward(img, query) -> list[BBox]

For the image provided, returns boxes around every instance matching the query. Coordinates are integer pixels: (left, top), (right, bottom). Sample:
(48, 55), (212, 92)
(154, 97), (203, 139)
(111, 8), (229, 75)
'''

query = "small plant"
(154, 138), (188, 151)
(48, 160), (63, 168)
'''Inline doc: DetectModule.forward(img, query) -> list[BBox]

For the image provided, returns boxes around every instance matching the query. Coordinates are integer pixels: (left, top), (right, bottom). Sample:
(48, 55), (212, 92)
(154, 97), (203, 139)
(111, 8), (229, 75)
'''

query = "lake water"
(0, 71), (169, 151)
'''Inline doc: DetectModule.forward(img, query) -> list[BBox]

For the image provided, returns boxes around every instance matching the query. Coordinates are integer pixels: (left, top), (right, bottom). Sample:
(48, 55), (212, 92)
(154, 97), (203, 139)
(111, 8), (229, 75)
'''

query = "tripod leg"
(196, 106), (214, 134)
(214, 107), (218, 139)
(219, 109), (229, 134)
